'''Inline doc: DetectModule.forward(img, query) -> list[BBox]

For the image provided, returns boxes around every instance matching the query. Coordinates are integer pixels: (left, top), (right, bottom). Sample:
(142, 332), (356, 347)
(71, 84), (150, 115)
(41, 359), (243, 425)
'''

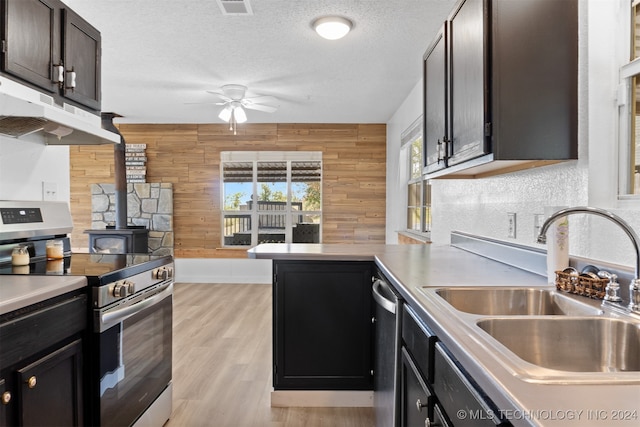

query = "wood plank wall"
(69, 123), (387, 258)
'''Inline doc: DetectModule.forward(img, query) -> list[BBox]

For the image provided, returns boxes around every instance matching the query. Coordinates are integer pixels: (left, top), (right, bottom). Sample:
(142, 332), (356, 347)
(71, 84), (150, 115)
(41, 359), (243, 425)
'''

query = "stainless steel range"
(0, 200), (174, 427)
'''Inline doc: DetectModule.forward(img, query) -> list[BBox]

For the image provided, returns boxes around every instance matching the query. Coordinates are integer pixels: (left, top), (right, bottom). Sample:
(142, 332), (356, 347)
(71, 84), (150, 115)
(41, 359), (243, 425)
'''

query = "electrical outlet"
(507, 212), (516, 238)
(42, 182), (58, 201)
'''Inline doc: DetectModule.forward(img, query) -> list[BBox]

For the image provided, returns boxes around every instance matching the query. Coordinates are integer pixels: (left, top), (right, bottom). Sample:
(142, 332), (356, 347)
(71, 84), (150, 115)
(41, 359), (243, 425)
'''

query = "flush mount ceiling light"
(313, 16), (353, 40)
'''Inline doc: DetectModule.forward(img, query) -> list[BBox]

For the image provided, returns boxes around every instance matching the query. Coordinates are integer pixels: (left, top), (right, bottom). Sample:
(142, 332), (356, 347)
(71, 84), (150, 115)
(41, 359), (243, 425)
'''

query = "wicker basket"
(555, 270), (607, 299)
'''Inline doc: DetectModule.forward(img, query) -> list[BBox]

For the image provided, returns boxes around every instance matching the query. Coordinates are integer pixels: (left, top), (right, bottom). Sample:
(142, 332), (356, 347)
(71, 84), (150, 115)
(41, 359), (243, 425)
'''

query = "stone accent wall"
(91, 183), (174, 256)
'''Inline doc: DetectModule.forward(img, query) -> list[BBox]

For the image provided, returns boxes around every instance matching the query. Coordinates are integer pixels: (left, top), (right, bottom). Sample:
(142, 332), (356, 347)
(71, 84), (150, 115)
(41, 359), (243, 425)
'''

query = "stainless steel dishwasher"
(372, 270), (403, 427)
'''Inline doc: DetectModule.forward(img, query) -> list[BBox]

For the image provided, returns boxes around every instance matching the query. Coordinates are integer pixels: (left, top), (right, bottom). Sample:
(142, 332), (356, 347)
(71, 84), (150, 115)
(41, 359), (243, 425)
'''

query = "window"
(221, 152), (322, 246)
(402, 117), (431, 233)
(621, 1), (640, 196)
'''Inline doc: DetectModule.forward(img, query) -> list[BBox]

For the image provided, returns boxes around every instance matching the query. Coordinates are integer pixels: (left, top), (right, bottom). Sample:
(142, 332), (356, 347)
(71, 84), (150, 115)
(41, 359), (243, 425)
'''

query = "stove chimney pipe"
(101, 112), (127, 230)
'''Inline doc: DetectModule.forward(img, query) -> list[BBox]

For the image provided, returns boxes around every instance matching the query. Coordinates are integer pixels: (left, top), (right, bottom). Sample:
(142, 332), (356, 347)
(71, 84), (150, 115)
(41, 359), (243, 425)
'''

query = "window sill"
(397, 230), (431, 244)
(617, 195), (640, 210)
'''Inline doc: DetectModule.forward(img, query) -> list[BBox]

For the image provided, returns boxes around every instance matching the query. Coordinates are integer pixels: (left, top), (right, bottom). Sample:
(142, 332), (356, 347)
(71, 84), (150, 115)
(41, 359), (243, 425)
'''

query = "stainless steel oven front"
(92, 274), (173, 427)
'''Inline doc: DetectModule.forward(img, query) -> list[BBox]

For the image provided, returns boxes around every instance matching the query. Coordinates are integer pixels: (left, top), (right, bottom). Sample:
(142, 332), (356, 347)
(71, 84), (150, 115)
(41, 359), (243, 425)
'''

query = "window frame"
(220, 151), (322, 247)
(402, 116), (431, 235)
(618, 0), (640, 204)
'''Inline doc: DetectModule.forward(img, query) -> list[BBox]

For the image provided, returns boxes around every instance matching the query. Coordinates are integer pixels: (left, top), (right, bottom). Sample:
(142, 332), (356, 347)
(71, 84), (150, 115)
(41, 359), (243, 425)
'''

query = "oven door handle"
(100, 282), (173, 330)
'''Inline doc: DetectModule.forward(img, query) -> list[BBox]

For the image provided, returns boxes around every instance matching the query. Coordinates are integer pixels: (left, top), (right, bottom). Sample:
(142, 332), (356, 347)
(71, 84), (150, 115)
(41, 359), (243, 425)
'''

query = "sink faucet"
(536, 206), (640, 313)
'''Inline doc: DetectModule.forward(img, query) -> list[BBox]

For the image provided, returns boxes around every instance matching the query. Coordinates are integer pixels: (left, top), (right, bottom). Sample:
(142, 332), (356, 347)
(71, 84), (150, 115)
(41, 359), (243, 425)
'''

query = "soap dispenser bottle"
(544, 206), (569, 284)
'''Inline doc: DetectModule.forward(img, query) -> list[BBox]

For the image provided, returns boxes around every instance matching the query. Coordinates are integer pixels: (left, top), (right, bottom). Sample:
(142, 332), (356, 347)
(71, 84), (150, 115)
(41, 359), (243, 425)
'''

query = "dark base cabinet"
(0, 292), (87, 427)
(400, 347), (437, 427)
(401, 305), (510, 427)
(17, 339), (83, 426)
(433, 343), (507, 427)
(273, 260), (373, 390)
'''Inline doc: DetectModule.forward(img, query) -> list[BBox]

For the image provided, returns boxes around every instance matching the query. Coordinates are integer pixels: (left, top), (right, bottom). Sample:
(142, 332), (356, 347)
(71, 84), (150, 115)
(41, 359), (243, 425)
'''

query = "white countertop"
(0, 275), (87, 315)
(249, 242), (640, 427)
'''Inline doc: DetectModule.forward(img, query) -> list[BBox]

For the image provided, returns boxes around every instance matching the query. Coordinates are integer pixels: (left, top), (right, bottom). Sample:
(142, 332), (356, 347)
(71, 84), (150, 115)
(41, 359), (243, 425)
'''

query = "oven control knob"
(125, 281), (135, 294)
(113, 282), (131, 298)
(153, 267), (172, 280)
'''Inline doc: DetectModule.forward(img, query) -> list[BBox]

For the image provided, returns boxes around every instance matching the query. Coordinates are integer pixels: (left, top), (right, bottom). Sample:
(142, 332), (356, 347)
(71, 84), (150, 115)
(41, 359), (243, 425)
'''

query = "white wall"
(386, 79), (423, 244)
(175, 258), (272, 284)
(0, 134), (71, 202)
(386, 0), (640, 269)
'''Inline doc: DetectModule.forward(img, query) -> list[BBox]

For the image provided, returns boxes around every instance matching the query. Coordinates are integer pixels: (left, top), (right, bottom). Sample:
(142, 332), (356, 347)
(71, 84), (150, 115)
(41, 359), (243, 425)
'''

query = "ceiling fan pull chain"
(230, 109), (237, 134)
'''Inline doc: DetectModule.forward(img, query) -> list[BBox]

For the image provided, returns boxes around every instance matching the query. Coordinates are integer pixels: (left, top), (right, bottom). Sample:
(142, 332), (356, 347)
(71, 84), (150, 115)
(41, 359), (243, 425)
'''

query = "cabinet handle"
(437, 136), (450, 164)
(425, 416), (441, 427)
(26, 376), (37, 389)
(1, 391), (10, 404)
(442, 136), (450, 160)
(53, 64), (65, 87)
(416, 398), (428, 412)
(65, 67), (77, 91)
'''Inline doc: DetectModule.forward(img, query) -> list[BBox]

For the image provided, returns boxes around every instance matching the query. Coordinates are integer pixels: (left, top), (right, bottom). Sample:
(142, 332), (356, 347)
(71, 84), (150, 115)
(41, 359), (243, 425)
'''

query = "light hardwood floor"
(166, 283), (375, 427)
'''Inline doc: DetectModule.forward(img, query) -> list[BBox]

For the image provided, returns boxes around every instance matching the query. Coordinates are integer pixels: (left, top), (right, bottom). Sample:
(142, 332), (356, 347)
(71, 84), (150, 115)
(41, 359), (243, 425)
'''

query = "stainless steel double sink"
(419, 286), (640, 383)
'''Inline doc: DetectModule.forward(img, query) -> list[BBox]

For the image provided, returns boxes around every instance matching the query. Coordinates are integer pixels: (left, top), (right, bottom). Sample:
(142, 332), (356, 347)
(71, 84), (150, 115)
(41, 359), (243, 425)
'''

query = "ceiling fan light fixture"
(218, 105), (232, 122)
(313, 16), (352, 40)
(234, 106), (247, 123)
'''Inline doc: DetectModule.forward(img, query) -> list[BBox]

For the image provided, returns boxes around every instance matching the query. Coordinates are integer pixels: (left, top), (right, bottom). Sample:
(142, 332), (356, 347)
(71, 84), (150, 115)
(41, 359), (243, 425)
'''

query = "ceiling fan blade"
(206, 91), (233, 103)
(243, 103), (278, 113)
(184, 101), (229, 105)
(243, 95), (278, 105)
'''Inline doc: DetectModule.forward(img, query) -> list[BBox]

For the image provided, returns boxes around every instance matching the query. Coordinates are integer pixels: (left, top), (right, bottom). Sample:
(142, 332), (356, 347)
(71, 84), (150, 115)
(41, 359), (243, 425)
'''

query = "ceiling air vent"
(216, 0), (253, 15)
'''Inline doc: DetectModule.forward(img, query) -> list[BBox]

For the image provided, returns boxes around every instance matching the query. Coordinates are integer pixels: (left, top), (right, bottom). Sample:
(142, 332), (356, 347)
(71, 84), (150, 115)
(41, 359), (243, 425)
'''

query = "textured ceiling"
(63, 0), (456, 125)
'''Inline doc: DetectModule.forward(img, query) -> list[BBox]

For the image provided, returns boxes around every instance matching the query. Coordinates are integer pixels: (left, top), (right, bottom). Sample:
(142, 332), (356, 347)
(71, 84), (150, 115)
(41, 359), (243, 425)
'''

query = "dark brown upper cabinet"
(61, 7), (101, 111)
(423, 24), (448, 175)
(2, 0), (60, 93)
(2, 0), (101, 111)
(423, 0), (578, 179)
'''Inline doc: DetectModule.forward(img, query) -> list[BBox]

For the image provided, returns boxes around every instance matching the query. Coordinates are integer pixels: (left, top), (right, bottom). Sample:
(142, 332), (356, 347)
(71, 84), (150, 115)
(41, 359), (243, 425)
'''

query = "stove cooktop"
(0, 252), (173, 285)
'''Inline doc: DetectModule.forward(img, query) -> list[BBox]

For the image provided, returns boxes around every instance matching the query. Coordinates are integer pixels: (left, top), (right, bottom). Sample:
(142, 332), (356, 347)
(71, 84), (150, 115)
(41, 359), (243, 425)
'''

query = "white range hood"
(0, 76), (120, 145)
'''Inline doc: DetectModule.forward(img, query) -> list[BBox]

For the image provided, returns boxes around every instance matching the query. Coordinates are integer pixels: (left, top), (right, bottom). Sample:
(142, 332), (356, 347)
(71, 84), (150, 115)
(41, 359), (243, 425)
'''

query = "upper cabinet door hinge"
(484, 122), (491, 137)
(1, 40), (6, 53)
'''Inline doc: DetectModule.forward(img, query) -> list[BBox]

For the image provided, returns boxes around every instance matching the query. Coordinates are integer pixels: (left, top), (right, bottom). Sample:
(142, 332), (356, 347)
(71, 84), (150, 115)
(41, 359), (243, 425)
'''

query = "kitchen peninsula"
(249, 236), (640, 427)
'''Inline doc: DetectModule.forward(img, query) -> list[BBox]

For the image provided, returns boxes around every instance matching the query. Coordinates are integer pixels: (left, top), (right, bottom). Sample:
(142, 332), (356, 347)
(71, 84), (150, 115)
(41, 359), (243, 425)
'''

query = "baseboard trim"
(174, 258), (271, 284)
(270, 390), (373, 408)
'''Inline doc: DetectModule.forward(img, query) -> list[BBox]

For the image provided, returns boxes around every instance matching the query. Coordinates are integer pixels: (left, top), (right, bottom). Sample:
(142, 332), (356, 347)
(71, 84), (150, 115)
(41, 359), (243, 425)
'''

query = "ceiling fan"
(205, 84), (278, 134)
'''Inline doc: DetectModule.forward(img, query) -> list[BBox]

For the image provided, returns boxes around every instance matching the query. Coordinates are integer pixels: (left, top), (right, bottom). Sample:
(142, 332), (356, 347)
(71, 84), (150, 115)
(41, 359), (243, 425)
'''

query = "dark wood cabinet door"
(423, 25), (448, 174)
(273, 260), (373, 390)
(17, 339), (83, 427)
(62, 7), (101, 110)
(2, 0), (61, 92)
(447, 0), (489, 167)
(490, 0), (578, 160)
(0, 378), (6, 427)
(400, 348), (433, 427)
